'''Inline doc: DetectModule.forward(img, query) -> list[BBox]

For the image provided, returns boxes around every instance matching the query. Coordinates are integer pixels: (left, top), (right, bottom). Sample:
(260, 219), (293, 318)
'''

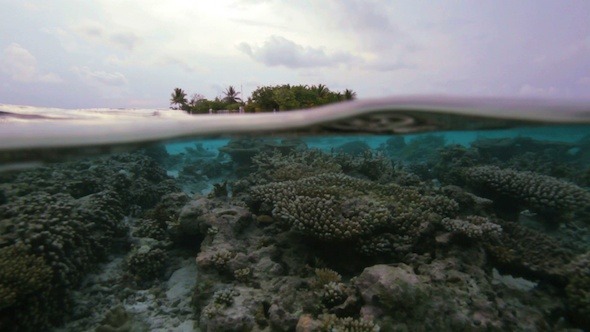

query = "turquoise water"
(1, 109), (589, 330)
(166, 125), (590, 155)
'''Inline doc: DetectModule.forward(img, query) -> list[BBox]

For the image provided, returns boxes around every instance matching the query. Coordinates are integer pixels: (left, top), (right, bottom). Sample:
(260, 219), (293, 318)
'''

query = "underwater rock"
(173, 197), (218, 242)
(563, 252), (590, 329)
(95, 305), (148, 332)
(355, 264), (429, 318)
(125, 244), (167, 284)
(295, 314), (322, 332)
(268, 303), (300, 331)
(200, 286), (265, 331)
(185, 205), (253, 244)
(136, 192), (189, 241)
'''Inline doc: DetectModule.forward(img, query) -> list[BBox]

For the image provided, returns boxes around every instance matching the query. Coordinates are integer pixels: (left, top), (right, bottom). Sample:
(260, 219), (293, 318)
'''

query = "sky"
(0, 0), (589, 109)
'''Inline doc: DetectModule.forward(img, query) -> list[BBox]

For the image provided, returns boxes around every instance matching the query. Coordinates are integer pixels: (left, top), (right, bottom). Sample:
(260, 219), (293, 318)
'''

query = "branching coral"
(465, 166), (590, 218)
(441, 216), (502, 240)
(251, 174), (390, 241)
(250, 173), (459, 256)
(276, 195), (390, 241)
(312, 268), (342, 288)
(319, 314), (380, 332)
(252, 149), (342, 182)
(318, 281), (348, 307)
(211, 249), (236, 270)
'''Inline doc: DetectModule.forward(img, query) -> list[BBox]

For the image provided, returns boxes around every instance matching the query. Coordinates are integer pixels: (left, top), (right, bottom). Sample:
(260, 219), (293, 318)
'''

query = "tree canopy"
(169, 84), (356, 114)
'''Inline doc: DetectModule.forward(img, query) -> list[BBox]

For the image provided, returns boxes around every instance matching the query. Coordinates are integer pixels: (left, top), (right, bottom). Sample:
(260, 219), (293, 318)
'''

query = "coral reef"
(0, 244), (55, 331)
(441, 216), (502, 240)
(0, 153), (178, 331)
(95, 305), (148, 332)
(251, 149), (342, 183)
(484, 219), (575, 283)
(125, 245), (168, 283)
(2, 130), (589, 331)
(250, 172), (458, 252)
(318, 314), (380, 332)
(464, 166), (590, 220)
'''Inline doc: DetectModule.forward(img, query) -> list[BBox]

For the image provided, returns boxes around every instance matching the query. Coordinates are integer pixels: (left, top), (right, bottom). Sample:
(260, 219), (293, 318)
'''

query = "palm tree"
(343, 89), (357, 101)
(223, 85), (242, 104)
(312, 84), (329, 98)
(170, 88), (188, 110)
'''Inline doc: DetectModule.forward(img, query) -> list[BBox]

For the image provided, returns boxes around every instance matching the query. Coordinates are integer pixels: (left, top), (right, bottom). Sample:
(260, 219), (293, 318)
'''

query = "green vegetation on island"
(170, 84), (356, 114)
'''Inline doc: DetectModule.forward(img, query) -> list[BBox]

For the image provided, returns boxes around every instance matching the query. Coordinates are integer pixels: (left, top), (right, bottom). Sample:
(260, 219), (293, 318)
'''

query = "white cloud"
(238, 35), (357, 69)
(71, 66), (127, 86)
(0, 43), (62, 83)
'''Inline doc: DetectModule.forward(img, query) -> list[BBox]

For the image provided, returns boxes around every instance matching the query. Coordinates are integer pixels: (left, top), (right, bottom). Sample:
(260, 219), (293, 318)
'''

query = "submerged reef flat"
(0, 132), (589, 331)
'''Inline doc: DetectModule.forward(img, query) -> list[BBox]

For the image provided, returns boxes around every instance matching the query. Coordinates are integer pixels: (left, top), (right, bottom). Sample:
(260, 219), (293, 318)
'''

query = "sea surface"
(0, 97), (589, 331)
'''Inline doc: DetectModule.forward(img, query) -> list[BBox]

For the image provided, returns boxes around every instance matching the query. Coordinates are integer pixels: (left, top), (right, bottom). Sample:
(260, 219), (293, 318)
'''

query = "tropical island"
(170, 84), (357, 114)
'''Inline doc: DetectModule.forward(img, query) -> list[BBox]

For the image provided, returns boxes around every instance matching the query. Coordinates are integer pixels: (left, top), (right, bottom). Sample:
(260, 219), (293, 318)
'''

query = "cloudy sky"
(1, 0), (589, 108)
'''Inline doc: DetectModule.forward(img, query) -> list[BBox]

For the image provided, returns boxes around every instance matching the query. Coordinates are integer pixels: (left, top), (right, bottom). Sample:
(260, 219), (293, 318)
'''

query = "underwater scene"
(1, 124), (590, 331)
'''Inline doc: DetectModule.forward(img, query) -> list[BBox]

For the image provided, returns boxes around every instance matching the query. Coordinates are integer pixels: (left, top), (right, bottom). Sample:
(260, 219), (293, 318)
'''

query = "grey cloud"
(365, 59), (414, 72)
(338, 1), (394, 32)
(332, 1), (406, 51)
(71, 66), (127, 86)
(328, 1), (419, 71)
(158, 56), (204, 73)
(73, 21), (141, 51)
(0, 43), (62, 83)
(75, 22), (104, 40)
(238, 36), (357, 68)
(110, 32), (140, 50)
